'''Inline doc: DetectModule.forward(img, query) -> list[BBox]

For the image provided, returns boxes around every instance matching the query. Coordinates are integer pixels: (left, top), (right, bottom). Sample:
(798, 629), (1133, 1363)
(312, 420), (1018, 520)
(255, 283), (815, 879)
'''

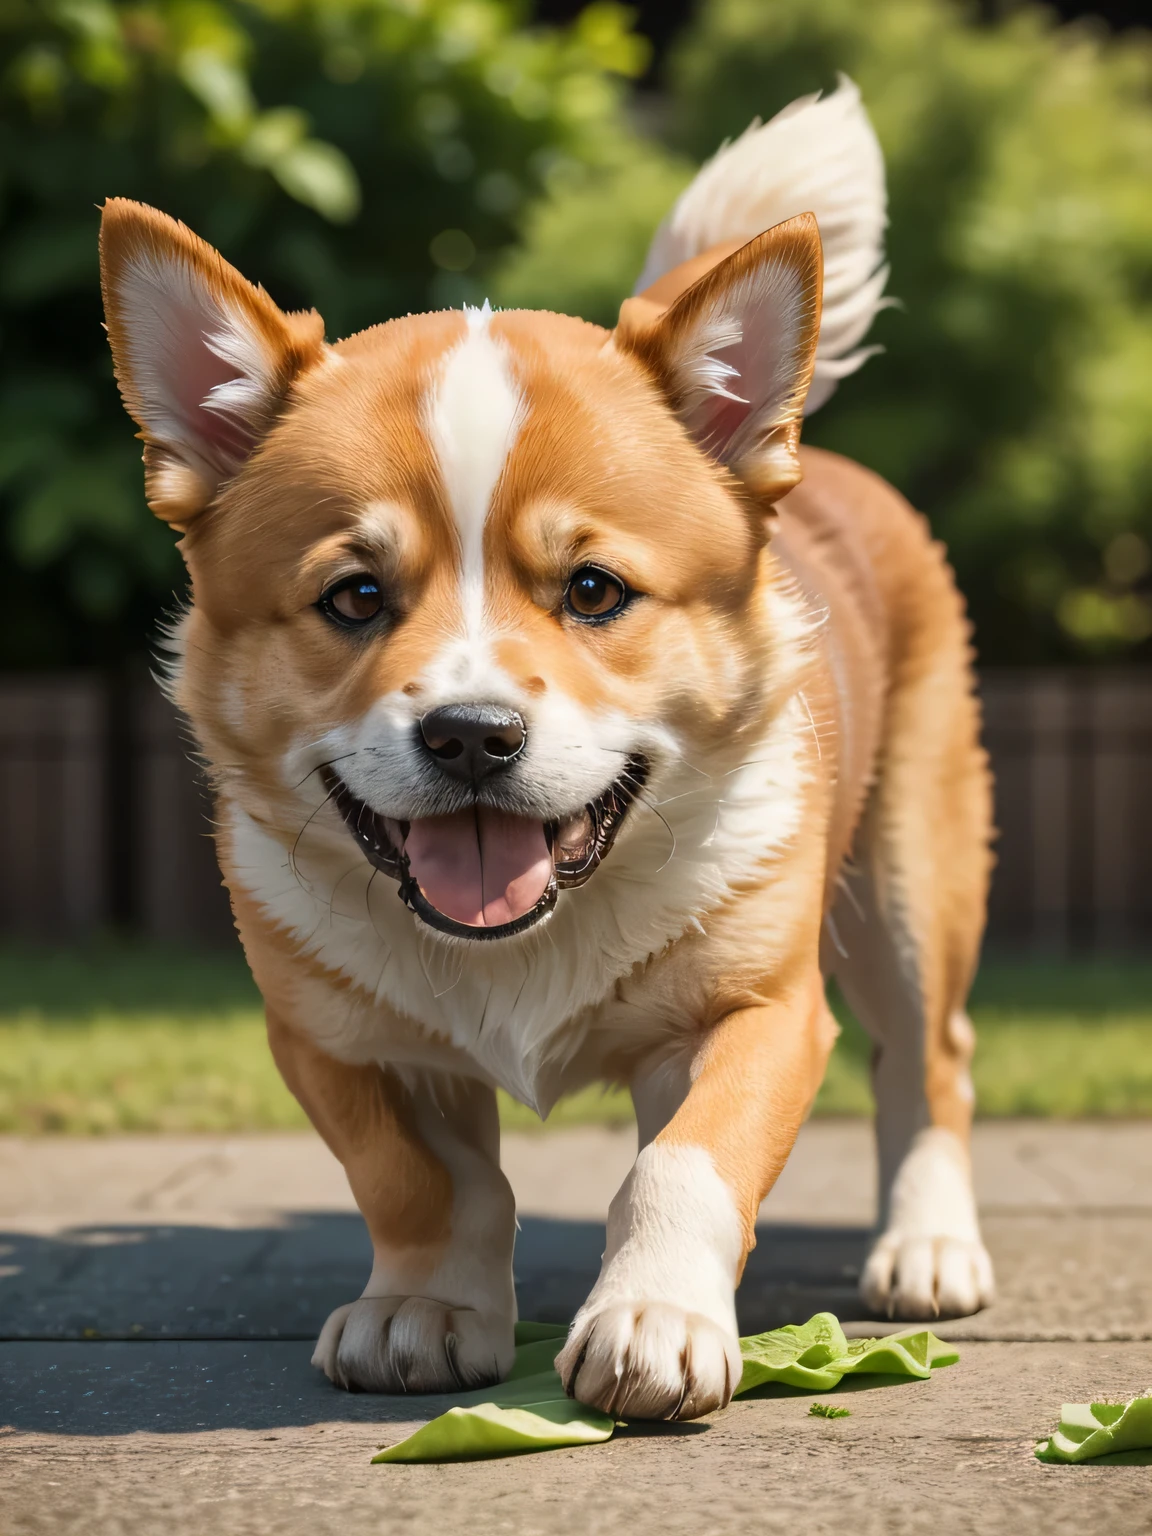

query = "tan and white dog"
(99, 79), (994, 1421)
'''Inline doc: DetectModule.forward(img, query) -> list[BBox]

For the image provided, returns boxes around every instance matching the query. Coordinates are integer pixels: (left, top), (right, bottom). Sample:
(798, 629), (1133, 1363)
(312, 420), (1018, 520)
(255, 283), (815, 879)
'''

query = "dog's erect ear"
(100, 199), (327, 528)
(613, 213), (822, 503)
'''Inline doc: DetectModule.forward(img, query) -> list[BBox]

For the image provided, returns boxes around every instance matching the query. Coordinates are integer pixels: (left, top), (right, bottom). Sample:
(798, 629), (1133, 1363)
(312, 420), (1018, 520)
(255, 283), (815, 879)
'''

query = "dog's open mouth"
(321, 757), (649, 941)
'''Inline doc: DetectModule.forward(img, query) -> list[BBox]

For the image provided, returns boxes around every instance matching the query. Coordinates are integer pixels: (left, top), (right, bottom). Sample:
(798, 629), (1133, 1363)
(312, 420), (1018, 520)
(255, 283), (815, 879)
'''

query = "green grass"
(0, 943), (1149, 1133)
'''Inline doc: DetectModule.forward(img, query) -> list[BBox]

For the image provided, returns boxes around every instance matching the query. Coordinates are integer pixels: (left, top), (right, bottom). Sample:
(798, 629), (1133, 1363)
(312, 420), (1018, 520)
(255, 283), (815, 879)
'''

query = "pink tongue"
(403, 807), (553, 928)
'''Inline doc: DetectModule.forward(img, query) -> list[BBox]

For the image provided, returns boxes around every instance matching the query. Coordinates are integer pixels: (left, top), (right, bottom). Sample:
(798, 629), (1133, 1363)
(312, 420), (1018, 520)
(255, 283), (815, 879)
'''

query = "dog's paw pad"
(312, 1296), (512, 1394)
(556, 1301), (741, 1421)
(860, 1233), (995, 1320)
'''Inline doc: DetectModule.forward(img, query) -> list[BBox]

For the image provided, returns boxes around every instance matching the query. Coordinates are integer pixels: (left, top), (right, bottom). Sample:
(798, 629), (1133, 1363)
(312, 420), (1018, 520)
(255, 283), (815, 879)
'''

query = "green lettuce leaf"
(735, 1312), (959, 1394)
(736, 1312), (853, 1392)
(1035, 1395), (1152, 1464)
(372, 1313), (958, 1464)
(373, 1397), (614, 1463)
(833, 1327), (960, 1380)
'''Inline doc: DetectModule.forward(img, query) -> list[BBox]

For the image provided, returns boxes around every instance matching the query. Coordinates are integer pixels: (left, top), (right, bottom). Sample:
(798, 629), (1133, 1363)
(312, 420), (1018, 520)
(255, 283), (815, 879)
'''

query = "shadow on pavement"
(0, 1213), (875, 1437)
(0, 1212), (374, 1342)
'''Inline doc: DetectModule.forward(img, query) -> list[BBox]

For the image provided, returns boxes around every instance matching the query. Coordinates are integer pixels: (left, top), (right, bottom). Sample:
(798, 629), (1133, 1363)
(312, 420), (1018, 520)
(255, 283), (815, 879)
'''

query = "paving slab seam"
(9, 1327), (1152, 1338)
(0, 1333), (321, 1343)
(966, 1205), (1152, 1218)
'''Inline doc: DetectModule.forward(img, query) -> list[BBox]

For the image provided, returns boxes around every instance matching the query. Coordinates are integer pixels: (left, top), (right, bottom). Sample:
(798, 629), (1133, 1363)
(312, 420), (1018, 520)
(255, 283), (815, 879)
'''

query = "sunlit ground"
(0, 943), (1149, 1134)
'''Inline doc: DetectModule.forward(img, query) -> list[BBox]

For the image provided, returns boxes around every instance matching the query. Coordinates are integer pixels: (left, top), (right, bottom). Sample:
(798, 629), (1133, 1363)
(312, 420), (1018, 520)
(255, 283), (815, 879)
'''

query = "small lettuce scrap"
(1035, 1394), (1152, 1465)
(372, 1313), (957, 1464)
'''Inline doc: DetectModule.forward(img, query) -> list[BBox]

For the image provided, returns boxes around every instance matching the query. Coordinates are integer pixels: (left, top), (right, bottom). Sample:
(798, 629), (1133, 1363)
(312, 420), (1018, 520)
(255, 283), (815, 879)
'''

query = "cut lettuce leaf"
(737, 1312), (958, 1394)
(372, 1314), (958, 1464)
(373, 1396), (613, 1462)
(1035, 1395), (1152, 1464)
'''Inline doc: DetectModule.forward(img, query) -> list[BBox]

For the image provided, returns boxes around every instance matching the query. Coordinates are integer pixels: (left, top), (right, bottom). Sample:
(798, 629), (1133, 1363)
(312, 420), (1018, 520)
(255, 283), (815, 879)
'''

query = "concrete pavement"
(2, 1122), (1151, 1533)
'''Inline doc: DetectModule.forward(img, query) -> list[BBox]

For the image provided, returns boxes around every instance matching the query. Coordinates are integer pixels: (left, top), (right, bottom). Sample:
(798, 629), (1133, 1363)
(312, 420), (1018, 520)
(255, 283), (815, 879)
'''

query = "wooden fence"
(0, 674), (232, 945)
(1, 670), (1150, 951)
(982, 672), (1152, 950)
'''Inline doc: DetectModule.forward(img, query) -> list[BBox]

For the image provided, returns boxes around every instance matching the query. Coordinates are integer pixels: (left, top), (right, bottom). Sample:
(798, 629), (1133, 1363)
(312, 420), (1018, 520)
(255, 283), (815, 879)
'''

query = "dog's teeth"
(556, 809), (593, 861)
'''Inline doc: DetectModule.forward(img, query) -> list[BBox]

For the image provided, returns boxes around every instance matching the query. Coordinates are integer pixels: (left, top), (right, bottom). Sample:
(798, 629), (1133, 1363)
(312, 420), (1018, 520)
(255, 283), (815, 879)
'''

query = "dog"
(98, 77), (994, 1422)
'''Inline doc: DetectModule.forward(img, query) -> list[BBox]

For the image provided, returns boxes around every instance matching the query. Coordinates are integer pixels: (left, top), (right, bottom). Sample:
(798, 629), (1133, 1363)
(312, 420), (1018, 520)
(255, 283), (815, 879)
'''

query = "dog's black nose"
(418, 704), (527, 782)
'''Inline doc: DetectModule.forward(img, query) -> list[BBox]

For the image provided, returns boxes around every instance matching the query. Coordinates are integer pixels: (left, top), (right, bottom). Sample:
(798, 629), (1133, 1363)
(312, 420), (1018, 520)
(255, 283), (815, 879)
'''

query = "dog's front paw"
(312, 1296), (514, 1393)
(860, 1232), (995, 1320)
(556, 1301), (741, 1421)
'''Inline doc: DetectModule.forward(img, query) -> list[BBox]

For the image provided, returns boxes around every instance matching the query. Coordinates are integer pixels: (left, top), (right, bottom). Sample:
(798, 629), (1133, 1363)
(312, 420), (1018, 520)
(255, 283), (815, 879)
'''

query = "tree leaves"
(0, 0), (654, 664)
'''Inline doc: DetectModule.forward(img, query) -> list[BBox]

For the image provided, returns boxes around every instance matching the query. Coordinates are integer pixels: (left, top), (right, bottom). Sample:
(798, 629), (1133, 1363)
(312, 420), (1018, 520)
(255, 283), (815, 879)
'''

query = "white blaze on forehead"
(426, 303), (525, 637)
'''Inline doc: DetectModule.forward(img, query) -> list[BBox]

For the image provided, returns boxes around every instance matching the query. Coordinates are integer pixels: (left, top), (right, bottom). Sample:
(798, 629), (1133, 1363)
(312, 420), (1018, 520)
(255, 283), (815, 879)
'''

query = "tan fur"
(266, 1009), (453, 1261)
(99, 199), (994, 1418)
(658, 973), (838, 1265)
(617, 215), (823, 502)
(100, 199), (327, 527)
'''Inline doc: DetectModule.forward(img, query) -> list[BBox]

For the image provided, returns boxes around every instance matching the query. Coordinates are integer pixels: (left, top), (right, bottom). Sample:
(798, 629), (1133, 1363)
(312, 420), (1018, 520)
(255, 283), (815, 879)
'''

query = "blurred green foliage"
(495, 0), (1152, 664)
(0, 0), (649, 666)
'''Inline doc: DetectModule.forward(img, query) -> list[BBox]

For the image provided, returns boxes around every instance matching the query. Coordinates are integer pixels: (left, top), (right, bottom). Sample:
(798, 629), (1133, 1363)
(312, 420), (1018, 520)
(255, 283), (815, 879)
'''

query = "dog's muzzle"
(322, 756), (649, 941)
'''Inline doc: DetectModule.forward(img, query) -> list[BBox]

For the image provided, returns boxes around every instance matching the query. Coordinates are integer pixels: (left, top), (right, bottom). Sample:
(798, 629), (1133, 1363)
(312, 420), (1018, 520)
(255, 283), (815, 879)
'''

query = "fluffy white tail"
(635, 76), (888, 415)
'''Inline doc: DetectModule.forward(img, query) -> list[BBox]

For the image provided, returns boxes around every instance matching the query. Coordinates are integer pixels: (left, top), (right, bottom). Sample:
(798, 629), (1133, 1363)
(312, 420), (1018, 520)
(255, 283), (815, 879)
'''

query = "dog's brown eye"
(321, 574), (384, 627)
(565, 566), (629, 621)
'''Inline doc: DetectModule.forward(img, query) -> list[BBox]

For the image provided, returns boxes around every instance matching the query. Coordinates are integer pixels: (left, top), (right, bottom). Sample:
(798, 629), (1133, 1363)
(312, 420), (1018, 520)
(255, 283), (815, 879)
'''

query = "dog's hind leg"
(828, 643), (995, 1321)
(268, 1011), (517, 1392)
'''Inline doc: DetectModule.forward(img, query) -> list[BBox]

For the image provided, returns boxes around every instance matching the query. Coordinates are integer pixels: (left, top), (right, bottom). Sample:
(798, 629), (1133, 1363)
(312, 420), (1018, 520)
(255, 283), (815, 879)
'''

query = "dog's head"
(100, 200), (821, 943)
